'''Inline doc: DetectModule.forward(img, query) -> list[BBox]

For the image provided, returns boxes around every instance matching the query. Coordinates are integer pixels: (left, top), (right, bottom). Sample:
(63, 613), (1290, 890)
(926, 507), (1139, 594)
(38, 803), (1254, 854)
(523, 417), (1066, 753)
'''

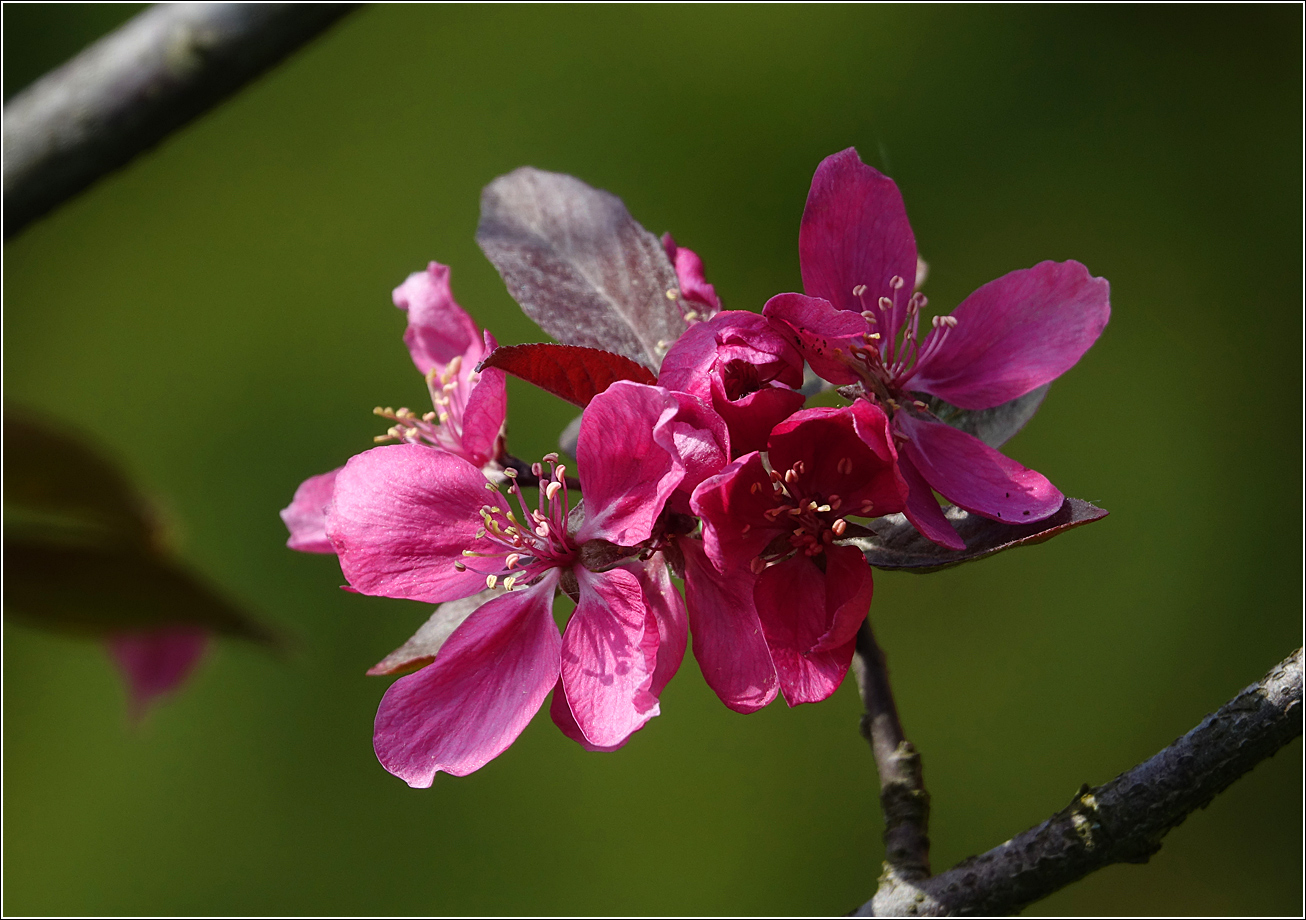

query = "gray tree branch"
(3, 2), (358, 239)
(853, 620), (932, 881)
(856, 646), (1304, 916)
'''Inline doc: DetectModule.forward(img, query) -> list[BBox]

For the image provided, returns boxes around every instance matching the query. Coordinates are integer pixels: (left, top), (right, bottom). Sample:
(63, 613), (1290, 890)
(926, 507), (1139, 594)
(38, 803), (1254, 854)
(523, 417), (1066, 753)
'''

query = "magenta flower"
(658, 310), (807, 456)
(765, 149), (1110, 549)
(280, 261), (508, 554)
(690, 401), (908, 706)
(325, 381), (700, 783)
(108, 626), (209, 720)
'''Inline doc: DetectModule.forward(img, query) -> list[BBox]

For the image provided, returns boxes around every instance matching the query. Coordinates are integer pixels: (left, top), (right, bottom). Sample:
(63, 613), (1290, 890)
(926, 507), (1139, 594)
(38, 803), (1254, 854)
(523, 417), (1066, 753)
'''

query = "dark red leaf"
(479, 343), (656, 408)
(842, 496), (1108, 573)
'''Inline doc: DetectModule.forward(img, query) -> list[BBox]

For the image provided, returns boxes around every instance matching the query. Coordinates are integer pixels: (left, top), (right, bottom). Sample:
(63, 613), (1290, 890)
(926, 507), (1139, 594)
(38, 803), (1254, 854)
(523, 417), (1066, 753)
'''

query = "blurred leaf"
(480, 342), (656, 408)
(844, 496), (1108, 573)
(4, 538), (279, 645)
(3, 408), (154, 546)
(476, 166), (686, 371)
(921, 384), (1050, 449)
(366, 589), (497, 676)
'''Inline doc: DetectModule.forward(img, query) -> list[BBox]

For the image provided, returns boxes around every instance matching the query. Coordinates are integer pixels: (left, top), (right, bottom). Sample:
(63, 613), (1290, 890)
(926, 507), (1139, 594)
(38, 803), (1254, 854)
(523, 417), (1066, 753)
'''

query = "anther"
(890, 275), (904, 289)
(879, 296), (893, 310)
(486, 574), (498, 589)
(454, 561), (467, 571)
(817, 504), (832, 513)
(543, 452), (559, 463)
(504, 468), (518, 478)
(784, 469), (799, 485)
(750, 482), (762, 495)
(545, 481), (562, 501)
(750, 557), (766, 574)
(837, 457), (853, 476)
(505, 553), (521, 569)
(853, 284), (867, 297)
(666, 289), (679, 300)
(832, 518), (847, 536)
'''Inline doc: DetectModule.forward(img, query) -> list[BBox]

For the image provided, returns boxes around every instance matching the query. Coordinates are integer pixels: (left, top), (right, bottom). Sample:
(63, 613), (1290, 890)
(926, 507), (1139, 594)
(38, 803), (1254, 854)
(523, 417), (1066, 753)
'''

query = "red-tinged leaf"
(841, 496), (1108, 573)
(480, 343), (656, 408)
(476, 167), (687, 371)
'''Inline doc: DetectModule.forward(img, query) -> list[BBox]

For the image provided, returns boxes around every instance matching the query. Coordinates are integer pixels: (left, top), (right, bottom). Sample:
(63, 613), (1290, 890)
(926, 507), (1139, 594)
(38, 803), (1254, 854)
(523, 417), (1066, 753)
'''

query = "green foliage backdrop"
(4, 5), (1301, 915)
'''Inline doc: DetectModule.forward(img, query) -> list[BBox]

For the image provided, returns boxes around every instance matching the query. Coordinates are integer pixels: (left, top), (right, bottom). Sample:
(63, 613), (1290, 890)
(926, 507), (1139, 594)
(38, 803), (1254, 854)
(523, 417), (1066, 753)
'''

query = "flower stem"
(853, 619), (932, 881)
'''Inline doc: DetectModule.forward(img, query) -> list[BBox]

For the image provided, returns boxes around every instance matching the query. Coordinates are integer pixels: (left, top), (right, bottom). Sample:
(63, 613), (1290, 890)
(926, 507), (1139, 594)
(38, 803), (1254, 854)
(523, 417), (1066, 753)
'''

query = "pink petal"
(373, 575), (561, 784)
(280, 468), (340, 554)
(326, 444), (492, 603)
(651, 390), (730, 496)
(897, 412), (1063, 524)
(108, 627), (209, 719)
(896, 450), (966, 550)
(392, 262), (484, 377)
(715, 385), (806, 457)
(575, 381), (682, 546)
(558, 566), (660, 749)
(458, 333), (508, 466)
(763, 292), (867, 386)
(662, 233), (721, 313)
(680, 537), (778, 714)
(798, 148), (917, 330)
(549, 679), (627, 752)
(909, 261), (1111, 410)
(690, 451), (780, 573)
(632, 554), (688, 698)
(754, 546), (871, 706)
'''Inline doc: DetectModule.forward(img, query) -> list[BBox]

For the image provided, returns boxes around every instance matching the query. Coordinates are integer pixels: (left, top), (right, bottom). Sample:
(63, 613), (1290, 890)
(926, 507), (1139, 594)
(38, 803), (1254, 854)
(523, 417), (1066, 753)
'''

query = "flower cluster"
(283, 149), (1109, 784)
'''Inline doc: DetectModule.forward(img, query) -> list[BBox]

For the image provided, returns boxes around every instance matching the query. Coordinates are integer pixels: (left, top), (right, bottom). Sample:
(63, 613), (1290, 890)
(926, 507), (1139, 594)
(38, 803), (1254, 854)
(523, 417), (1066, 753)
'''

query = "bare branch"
(3, 3), (358, 239)
(852, 620), (932, 881)
(857, 647), (1304, 916)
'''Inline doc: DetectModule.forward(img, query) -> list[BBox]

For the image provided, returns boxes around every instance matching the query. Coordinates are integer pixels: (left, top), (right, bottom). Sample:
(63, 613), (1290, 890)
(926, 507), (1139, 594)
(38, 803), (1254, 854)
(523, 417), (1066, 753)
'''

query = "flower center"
(848, 276), (957, 404)
(720, 358), (763, 401)
(749, 457), (876, 573)
(454, 453), (577, 589)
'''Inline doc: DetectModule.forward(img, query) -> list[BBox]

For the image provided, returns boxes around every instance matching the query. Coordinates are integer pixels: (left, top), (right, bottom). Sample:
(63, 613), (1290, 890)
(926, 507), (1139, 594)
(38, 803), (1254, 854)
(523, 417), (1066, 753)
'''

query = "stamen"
(837, 457), (853, 476)
(486, 574), (498, 589)
(750, 482), (762, 495)
(542, 452), (559, 463)
(750, 557), (766, 574)
(454, 561), (467, 571)
(504, 553), (521, 569)
(890, 275), (905, 289)
(545, 481), (562, 501)
(832, 518), (847, 536)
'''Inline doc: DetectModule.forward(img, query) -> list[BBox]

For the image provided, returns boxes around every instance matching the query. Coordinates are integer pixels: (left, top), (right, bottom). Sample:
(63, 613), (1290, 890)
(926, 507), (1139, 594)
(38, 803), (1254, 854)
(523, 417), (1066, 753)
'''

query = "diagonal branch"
(856, 647), (1304, 916)
(3, 3), (359, 239)
(852, 619), (932, 881)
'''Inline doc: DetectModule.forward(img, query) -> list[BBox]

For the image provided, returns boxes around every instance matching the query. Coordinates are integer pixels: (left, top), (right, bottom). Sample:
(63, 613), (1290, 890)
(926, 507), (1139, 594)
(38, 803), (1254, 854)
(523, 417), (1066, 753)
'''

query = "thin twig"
(3, 3), (359, 238)
(857, 647), (1304, 916)
(852, 619), (932, 881)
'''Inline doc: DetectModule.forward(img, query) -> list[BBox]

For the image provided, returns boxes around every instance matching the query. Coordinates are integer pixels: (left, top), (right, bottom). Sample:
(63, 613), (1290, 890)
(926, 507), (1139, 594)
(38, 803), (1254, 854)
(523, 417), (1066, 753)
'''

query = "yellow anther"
(486, 574), (498, 589)
(817, 504), (832, 513)
(503, 575), (517, 591)
(454, 561), (467, 571)
(666, 289), (679, 300)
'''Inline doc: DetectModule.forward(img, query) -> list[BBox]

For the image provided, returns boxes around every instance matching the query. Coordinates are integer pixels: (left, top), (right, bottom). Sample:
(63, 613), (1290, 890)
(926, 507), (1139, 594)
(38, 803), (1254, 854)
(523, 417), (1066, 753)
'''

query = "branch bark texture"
(857, 647), (1304, 916)
(3, 3), (358, 239)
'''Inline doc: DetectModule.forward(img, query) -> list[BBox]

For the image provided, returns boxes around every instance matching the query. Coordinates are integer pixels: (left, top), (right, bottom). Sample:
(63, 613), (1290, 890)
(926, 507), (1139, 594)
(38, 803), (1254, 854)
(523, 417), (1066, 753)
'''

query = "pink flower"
(326, 381), (695, 783)
(765, 149), (1110, 549)
(690, 402), (908, 706)
(108, 627), (209, 720)
(280, 262), (508, 554)
(658, 310), (806, 456)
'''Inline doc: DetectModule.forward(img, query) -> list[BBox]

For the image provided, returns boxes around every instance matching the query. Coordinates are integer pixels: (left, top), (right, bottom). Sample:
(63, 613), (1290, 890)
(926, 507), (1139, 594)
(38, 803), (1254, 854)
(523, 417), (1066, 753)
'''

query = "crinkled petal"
(373, 574), (561, 784)
(799, 148), (917, 330)
(897, 412), (1063, 524)
(662, 233), (721, 313)
(326, 444), (492, 603)
(763, 292), (867, 386)
(576, 381), (682, 546)
(393, 262), (484, 377)
(559, 566), (660, 748)
(690, 451), (779, 573)
(714, 384), (806, 457)
(910, 261), (1110, 410)
(280, 468), (340, 554)
(754, 548), (870, 706)
(651, 390), (730, 496)
(896, 449), (966, 550)
(680, 537), (778, 714)
(108, 627), (209, 719)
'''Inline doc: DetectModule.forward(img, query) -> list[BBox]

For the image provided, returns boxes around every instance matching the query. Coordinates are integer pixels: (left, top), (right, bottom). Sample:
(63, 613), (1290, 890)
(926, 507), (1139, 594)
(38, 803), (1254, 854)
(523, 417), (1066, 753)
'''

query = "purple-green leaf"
(843, 496), (1108, 573)
(921, 383), (1050, 449)
(366, 589), (497, 676)
(476, 167), (686, 371)
(4, 539), (279, 644)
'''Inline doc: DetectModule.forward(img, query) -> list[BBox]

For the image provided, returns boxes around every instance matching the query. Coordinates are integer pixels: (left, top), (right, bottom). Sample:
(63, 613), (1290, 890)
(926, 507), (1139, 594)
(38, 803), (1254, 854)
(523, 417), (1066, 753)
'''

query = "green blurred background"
(4, 4), (1301, 915)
